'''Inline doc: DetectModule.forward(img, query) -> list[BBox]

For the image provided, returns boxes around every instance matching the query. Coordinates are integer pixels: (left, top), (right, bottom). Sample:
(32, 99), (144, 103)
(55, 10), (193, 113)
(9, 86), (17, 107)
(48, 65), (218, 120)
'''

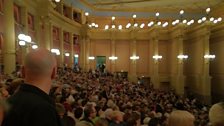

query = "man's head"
(209, 102), (224, 126)
(83, 103), (96, 119)
(22, 48), (57, 92)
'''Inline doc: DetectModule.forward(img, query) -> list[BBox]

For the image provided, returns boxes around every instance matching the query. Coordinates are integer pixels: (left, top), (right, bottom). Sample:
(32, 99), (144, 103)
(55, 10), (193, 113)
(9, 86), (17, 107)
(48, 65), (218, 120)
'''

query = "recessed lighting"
(85, 12), (89, 16)
(180, 10), (184, 15)
(206, 8), (211, 13)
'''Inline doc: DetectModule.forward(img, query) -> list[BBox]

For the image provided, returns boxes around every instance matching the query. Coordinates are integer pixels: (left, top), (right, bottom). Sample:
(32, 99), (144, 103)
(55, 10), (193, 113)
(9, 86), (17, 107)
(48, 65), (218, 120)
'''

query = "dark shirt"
(2, 84), (62, 126)
(81, 117), (95, 125)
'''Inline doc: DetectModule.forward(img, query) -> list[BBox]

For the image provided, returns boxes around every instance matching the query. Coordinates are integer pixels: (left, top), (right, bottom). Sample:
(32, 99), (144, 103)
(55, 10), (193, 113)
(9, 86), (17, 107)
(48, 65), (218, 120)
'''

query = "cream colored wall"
(210, 23), (224, 103)
(115, 40), (130, 72)
(136, 40), (149, 76)
(159, 40), (171, 75)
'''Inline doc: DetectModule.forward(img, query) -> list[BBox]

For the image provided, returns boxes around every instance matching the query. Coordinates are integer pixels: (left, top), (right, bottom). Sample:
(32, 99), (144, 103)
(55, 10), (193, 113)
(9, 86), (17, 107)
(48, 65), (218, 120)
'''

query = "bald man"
(2, 48), (62, 126)
(209, 102), (224, 126)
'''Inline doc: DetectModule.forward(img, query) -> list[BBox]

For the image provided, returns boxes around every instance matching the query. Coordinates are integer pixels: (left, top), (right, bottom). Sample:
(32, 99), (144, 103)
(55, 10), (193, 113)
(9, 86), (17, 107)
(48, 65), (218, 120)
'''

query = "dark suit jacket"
(2, 84), (62, 126)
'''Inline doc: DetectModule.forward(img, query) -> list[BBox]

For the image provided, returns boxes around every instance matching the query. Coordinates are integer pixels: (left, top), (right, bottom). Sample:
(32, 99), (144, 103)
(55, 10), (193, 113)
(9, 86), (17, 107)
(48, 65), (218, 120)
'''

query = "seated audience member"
(148, 118), (161, 126)
(0, 99), (9, 126)
(109, 111), (124, 126)
(167, 110), (195, 126)
(74, 107), (84, 122)
(126, 112), (141, 126)
(56, 103), (66, 119)
(62, 115), (76, 126)
(95, 118), (108, 126)
(209, 102), (224, 126)
(81, 103), (96, 126)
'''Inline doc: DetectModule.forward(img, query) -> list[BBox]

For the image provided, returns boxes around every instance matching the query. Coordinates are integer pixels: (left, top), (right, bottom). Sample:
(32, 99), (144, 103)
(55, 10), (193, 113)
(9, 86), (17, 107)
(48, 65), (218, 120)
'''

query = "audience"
(0, 53), (223, 126)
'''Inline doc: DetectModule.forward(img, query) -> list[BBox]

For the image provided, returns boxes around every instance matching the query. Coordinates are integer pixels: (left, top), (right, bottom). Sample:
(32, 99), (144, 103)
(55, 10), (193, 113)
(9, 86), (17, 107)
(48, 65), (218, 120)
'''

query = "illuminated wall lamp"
(177, 55), (188, 59)
(51, 49), (60, 55)
(19, 41), (26, 46)
(109, 56), (118, 60)
(74, 54), (79, 58)
(88, 56), (95, 60)
(153, 55), (162, 60)
(65, 53), (70, 57)
(204, 55), (215, 59)
(32, 45), (38, 49)
(130, 56), (140, 60)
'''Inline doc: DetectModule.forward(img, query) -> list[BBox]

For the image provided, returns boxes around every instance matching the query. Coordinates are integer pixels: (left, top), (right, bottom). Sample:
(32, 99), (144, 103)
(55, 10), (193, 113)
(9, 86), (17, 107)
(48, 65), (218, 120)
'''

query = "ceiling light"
(112, 16), (115, 20)
(140, 23), (145, 28)
(202, 17), (206, 21)
(213, 20), (218, 24)
(105, 25), (109, 30)
(95, 24), (98, 28)
(162, 22), (168, 27)
(182, 20), (187, 24)
(126, 23), (131, 28)
(89, 24), (92, 28)
(172, 21), (176, 26)
(210, 17), (214, 22)
(175, 19), (180, 23)
(190, 19), (194, 24)
(118, 25), (122, 30)
(206, 8), (211, 13)
(187, 22), (191, 26)
(157, 22), (161, 25)
(218, 17), (222, 22)
(112, 25), (115, 29)
(134, 23), (138, 27)
(55, 0), (60, 2)
(180, 10), (184, 15)
(198, 19), (202, 24)
(156, 12), (160, 17)
(133, 14), (137, 18)
(85, 12), (89, 16)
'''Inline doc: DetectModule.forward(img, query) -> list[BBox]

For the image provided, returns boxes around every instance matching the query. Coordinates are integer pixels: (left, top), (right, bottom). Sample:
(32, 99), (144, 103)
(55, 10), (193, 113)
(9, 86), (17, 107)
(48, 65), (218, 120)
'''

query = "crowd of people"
(0, 48), (223, 126)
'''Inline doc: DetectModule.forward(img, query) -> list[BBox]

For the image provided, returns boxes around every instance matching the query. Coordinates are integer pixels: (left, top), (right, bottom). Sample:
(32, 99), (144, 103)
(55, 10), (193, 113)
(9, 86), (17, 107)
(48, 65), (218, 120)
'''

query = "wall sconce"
(18, 34), (32, 46)
(109, 56), (118, 60)
(88, 56), (95, 60)
(130, 56), (140, 60)
(32, 45), (38, 49)
(153, 55), (162, 60)
(65, 53), (70, 57)
(177, 55), (188, 59)
(51, 48), (60, 55)
(204, 54), (215, 59)
(74, 54), (79, 58)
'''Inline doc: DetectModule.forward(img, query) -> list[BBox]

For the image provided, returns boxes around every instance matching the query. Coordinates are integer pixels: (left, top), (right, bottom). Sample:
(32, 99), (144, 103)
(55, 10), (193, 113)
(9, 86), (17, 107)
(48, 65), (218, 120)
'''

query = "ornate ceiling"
(80, 0), (222, 12)
(65, 0), (224, 18)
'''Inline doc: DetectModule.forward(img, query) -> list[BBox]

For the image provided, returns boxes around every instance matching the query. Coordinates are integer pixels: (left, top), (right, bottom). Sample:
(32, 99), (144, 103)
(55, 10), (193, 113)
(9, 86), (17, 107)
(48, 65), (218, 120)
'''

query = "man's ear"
(51, 67), (57, 79)
(21, 66), (25, 78)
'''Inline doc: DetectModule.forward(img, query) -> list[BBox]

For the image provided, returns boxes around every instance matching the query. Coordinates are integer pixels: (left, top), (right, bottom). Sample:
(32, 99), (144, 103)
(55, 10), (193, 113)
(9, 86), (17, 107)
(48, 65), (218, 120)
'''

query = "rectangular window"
(28, 13), (34, 30)
(13, 4), (21, 24)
